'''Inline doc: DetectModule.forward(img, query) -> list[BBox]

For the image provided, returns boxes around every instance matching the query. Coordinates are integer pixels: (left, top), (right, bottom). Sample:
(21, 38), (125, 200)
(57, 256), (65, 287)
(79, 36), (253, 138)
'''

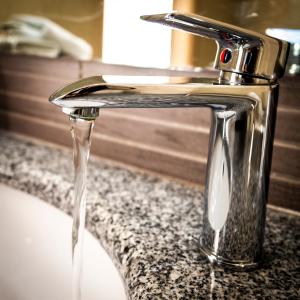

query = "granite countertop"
(0, 131), (299, 299)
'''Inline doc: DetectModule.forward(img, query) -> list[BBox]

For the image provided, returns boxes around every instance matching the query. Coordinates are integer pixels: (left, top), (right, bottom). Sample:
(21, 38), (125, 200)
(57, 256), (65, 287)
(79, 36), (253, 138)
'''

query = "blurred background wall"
(1, 0), (299, 68)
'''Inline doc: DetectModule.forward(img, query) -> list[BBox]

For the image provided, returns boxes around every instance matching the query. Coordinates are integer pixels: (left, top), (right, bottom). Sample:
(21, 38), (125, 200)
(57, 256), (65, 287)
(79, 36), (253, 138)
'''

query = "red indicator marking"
(220, 49), (232, 64)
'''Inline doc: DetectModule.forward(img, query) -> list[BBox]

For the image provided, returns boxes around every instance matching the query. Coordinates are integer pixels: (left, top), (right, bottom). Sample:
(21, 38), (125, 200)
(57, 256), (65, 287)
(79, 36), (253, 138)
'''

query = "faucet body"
(49, 12), (288, 269)
(50, 76), (278, 268)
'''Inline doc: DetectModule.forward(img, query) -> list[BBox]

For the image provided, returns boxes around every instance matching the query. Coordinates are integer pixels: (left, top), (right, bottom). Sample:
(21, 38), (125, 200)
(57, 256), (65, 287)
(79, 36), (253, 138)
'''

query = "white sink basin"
(0, 184), (127, 300)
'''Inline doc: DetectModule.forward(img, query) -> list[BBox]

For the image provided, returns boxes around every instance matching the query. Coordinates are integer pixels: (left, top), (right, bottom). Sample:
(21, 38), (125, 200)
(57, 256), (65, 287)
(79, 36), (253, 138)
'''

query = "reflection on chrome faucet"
(209, 268), (216, 299)
(49, 12), (289, 269)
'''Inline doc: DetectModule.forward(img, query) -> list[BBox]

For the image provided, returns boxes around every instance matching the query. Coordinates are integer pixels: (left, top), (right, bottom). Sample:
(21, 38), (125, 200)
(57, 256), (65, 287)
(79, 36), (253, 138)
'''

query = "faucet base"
(199, 245), (260, 271)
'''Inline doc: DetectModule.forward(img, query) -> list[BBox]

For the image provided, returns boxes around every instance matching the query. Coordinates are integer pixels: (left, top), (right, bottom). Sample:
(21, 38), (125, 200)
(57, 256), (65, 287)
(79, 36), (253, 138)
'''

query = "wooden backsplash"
(0, 54), (299, 211)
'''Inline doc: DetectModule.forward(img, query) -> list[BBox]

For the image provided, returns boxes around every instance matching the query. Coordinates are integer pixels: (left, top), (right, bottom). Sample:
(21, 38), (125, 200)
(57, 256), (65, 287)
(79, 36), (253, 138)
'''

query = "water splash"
(70, 117), (94, 300)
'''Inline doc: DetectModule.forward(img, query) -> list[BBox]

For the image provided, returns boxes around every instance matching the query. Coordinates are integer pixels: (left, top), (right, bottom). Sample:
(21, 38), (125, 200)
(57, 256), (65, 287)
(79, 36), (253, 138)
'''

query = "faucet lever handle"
(141, 12), (289, 81)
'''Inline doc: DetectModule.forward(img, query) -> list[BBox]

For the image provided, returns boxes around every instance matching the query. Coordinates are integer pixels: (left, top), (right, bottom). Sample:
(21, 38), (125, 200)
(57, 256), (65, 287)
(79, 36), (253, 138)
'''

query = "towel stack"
(0, 14), (93, 60)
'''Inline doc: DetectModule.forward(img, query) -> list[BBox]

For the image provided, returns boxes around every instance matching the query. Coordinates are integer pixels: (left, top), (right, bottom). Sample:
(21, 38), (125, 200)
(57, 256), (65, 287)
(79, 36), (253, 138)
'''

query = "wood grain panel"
(279, 76), (300, 108)
(275, 107), (300, 143)
(0, 70), (72, 99)
(272, 142), (300, 178)
(101, 106), (299, 145)
(0, 91), (210, 157)
(269, 174), (300, 211)
(0, 110), (207, 184)
(91, 133), (207, 184)
(0, 90), (66, 124)
(0, 53), (79, 79)
(94, 112), (209, 156)
(0, 110), (72, 148)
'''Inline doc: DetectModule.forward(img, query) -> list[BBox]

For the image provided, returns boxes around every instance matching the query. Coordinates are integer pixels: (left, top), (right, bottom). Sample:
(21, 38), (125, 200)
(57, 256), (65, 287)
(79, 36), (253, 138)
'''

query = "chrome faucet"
(49, 12), (289, 269)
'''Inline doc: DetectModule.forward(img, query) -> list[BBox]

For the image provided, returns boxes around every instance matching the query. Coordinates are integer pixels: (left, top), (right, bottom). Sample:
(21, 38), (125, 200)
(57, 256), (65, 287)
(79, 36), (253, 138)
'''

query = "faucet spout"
(50, 75), (256, 112)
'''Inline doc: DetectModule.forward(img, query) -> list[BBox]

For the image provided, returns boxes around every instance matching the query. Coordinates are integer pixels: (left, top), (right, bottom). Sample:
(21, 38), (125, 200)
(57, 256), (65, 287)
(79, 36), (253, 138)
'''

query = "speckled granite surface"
(0, 131), (299, 300)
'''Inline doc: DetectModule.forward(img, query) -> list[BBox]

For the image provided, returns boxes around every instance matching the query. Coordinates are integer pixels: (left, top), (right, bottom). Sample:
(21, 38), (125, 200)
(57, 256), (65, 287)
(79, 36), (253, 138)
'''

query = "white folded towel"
(0, 14), (93, 60)
(0, 34), (60, 58)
